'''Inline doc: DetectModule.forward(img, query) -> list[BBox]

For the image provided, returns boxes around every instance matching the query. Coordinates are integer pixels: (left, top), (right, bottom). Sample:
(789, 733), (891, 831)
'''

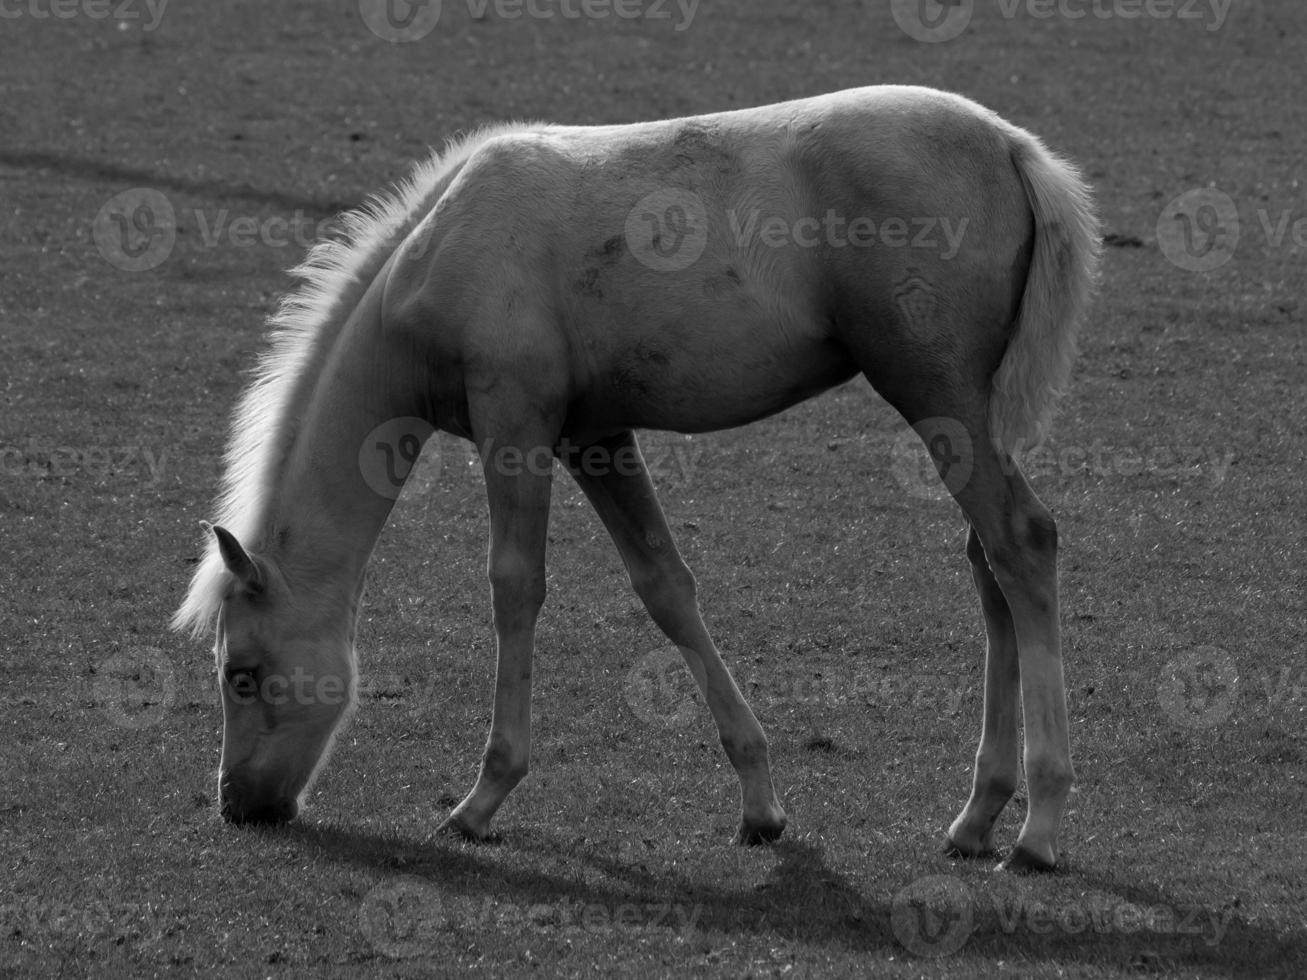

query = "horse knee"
(630, 560), (696, 618)
(488, 555), (546, 627)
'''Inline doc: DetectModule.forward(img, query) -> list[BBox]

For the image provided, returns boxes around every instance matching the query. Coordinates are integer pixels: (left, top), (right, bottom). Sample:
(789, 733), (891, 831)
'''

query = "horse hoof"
(943, 834), (996, 860)
(735, 816), (786, 846)
(435, 814), (493, 843)
(997, 844), (1057, 873)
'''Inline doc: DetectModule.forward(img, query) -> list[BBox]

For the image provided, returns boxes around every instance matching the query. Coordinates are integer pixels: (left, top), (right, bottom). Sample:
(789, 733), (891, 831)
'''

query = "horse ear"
(206, 522), (262, 594)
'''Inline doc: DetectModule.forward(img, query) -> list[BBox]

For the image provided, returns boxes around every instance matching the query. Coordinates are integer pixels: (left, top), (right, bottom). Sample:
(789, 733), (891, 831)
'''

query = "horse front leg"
(437, 418), (556, 841)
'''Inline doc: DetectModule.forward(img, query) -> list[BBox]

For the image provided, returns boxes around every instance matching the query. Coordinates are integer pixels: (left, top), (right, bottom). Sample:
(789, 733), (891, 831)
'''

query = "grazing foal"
(175, 86), (1099, 872)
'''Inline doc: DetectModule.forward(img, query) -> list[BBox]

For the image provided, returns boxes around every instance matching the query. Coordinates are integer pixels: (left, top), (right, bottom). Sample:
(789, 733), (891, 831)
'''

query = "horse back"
(382, 87), (1034, 438)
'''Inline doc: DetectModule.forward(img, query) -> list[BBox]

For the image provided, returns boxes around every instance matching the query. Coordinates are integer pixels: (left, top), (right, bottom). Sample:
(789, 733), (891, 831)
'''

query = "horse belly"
(566, 299), (857, 437)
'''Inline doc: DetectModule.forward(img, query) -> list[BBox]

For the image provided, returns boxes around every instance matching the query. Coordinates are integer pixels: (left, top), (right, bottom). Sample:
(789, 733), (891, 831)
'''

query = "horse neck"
(263, 270), (426, 612)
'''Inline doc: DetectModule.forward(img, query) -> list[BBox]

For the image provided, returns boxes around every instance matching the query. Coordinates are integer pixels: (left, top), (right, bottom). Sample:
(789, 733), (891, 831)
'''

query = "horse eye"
(226, 669), (259, 701)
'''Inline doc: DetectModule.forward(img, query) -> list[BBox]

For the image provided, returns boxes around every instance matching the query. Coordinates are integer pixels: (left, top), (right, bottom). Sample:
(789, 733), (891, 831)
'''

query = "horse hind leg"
(944, 523), (1021, 859)
(852, 296), (1071, 870)
(907, 408), (1073, 872)
(562, 431), (787, 844)
(963, 448), (1072, 872)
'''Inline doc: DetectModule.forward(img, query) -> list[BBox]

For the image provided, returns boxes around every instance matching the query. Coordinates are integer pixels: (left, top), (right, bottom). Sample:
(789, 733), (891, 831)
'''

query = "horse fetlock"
(436, 808), (494, 842)
(943, 828), (997, 860)
(974, 746), (1020, 799)
(480, 735), (529, 788)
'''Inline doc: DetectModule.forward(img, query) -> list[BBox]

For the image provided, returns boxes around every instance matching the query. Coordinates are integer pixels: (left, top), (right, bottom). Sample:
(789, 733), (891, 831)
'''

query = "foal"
(175, 85), (1099, 872)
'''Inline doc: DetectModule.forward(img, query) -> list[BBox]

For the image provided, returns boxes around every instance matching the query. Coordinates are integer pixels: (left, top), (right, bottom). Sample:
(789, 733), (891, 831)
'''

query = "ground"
(1, 1), (1305, 977)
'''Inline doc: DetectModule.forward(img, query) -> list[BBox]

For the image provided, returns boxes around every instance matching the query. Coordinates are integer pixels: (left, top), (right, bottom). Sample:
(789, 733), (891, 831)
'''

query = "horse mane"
(172, 124), (531, 638)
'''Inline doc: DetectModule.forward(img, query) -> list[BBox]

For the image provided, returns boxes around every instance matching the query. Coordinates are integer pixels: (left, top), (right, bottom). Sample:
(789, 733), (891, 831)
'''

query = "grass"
(1, 1), (1305, 977)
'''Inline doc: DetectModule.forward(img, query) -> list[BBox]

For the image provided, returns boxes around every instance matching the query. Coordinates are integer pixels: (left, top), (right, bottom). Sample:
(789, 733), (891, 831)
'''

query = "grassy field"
(2, 0), (1305, 976)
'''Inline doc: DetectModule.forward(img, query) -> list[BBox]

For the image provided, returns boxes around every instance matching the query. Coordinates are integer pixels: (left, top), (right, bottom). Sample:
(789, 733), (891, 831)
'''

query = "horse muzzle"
(219, 771), (299, 825)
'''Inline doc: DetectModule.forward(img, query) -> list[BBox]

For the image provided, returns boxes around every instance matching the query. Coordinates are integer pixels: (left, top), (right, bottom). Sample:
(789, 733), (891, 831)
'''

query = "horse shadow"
(283, 820), (1299, 976)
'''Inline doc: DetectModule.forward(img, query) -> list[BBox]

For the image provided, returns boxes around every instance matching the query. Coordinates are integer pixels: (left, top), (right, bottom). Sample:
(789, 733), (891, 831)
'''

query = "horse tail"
(988, 130), (1101, 454)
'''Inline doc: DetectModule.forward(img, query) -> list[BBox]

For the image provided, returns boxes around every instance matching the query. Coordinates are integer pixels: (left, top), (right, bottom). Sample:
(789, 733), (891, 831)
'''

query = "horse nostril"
(220, 793), (297, 826)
